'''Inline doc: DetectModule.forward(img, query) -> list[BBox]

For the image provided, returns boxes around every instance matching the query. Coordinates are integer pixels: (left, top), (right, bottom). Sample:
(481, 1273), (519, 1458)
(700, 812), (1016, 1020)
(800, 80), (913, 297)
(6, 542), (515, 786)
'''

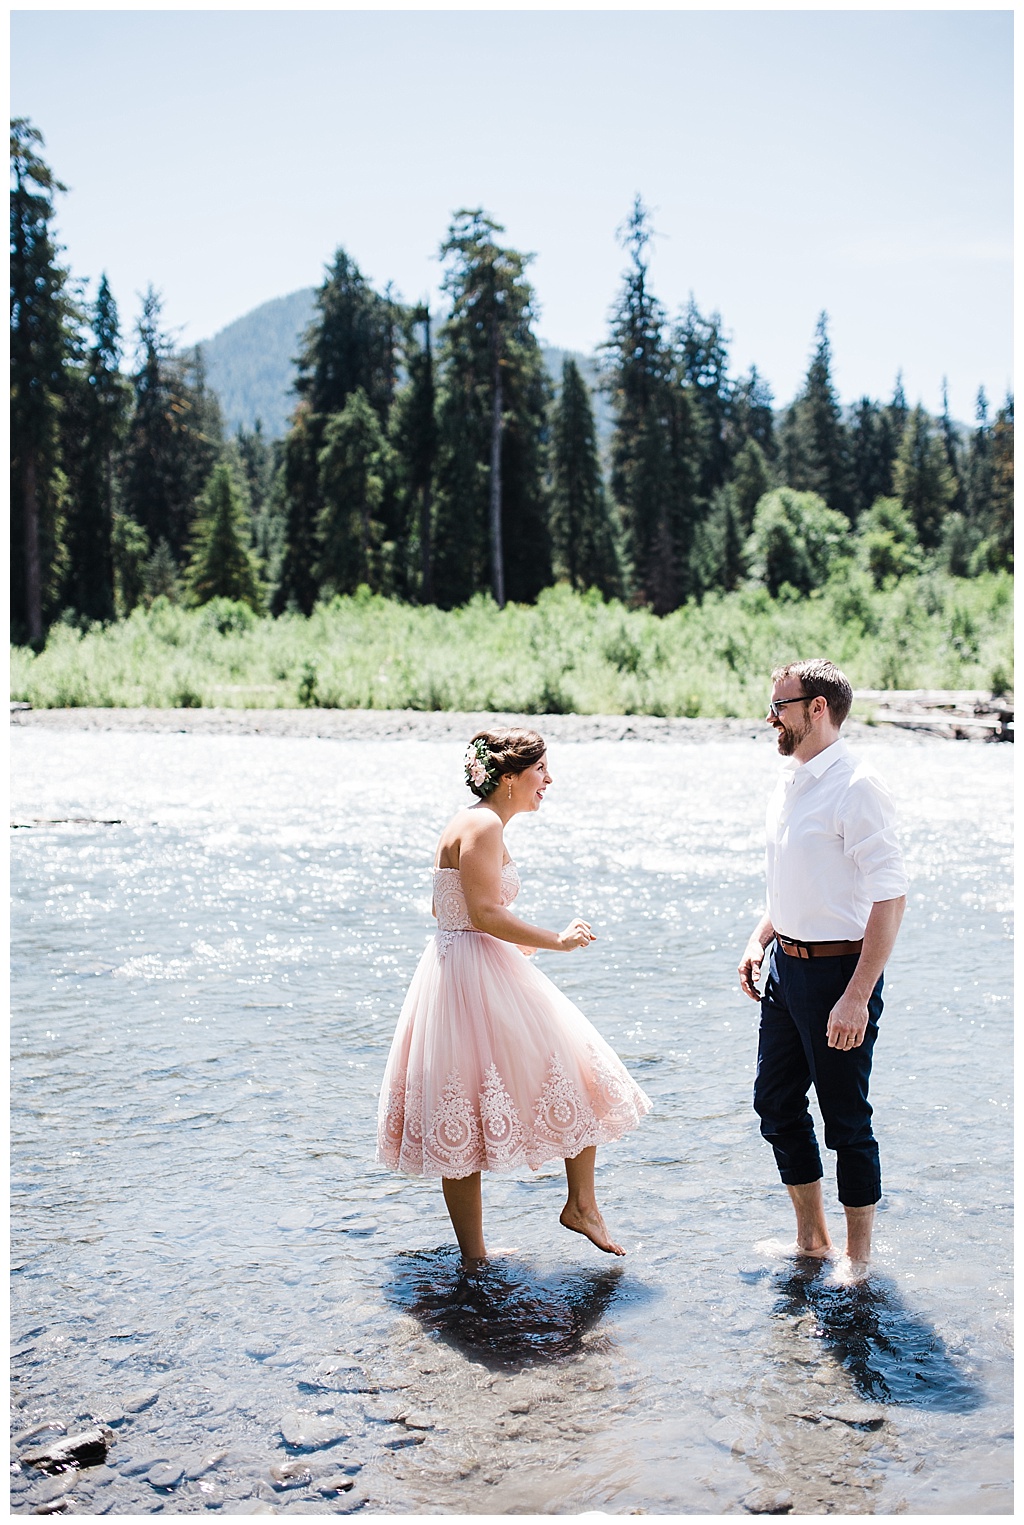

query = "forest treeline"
(11, 118), (1014, 649)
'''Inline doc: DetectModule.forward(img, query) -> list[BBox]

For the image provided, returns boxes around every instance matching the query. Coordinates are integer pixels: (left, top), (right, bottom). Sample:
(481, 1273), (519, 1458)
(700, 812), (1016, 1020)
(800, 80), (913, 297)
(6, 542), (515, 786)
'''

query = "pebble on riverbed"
(278, 1411), (350, 1449)
(19, 1426), (114, 1473)
(742, 1487), (794, 1514)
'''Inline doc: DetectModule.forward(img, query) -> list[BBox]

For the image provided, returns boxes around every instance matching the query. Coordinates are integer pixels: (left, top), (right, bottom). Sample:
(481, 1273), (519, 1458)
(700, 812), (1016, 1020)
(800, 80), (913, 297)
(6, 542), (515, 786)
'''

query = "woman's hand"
(557, 918), (595, 951)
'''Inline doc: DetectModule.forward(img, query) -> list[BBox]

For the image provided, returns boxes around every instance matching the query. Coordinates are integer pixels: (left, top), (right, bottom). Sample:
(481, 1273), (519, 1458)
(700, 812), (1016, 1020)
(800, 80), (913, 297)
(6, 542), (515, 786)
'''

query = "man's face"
(768, 677), (813, 756)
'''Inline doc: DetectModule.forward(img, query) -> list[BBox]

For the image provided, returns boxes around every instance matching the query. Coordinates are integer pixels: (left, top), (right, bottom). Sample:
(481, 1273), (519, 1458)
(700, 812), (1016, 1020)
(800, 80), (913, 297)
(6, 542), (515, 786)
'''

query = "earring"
(507, 779), (512, 800)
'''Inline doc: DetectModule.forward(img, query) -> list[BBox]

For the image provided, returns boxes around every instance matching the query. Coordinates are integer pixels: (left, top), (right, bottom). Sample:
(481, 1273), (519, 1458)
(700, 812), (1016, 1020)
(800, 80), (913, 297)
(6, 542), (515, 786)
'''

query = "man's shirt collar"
(780, 736), (849, 780)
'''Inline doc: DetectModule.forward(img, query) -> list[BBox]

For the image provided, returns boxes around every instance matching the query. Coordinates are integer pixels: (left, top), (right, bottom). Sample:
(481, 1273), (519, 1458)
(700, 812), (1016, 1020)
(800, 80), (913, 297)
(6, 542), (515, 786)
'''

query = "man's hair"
(772, 659), (853, 727)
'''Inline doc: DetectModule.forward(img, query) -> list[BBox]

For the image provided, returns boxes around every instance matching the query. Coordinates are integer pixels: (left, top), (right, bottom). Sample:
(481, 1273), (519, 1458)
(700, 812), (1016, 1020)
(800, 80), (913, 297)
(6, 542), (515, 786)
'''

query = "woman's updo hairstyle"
(463, 728), (546, 799)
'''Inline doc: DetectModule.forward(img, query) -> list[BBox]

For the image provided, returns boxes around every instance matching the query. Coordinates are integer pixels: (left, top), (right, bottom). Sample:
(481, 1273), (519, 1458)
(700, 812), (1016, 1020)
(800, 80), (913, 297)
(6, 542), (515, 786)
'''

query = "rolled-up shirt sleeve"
(841, 771), (910, 903)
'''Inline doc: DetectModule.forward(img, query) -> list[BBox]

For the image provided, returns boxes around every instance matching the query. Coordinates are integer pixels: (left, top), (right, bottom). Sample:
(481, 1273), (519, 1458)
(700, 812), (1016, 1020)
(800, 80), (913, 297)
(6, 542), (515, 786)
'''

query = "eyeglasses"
(768, 695), (810, 720)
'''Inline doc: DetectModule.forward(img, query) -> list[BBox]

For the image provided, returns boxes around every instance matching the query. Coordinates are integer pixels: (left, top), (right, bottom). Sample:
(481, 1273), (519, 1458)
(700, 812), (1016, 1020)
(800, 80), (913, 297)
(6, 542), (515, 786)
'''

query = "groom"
(738, 659), (908, 1272)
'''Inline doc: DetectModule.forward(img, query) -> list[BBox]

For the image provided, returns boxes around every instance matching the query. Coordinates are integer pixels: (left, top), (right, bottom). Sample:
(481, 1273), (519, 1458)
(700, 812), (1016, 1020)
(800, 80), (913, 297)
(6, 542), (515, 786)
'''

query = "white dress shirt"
(765, 737), (909, 942)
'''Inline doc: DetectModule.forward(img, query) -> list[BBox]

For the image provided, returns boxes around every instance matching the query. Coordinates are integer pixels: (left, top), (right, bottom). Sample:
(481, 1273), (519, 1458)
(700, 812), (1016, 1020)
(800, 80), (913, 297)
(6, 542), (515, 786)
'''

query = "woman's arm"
(459, 815), (592, 952)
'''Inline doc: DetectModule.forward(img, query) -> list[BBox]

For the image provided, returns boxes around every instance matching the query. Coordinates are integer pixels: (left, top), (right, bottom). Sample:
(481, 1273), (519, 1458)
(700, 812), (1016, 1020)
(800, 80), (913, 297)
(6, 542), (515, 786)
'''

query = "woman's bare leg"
(560, 1147), (625, 1255)
(442, 1173), (486, 1261)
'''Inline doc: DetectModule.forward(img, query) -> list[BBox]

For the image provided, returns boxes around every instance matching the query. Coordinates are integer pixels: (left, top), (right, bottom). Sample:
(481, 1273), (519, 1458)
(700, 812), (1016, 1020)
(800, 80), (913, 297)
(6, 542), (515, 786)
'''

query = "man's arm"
(826, 895), (906, 1049)
(738, 912), (776, 1000)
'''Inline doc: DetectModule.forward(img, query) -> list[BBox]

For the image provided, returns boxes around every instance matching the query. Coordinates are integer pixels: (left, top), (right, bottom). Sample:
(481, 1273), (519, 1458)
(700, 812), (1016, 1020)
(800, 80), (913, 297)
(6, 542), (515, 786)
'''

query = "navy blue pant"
(753, 944), (883, 1208)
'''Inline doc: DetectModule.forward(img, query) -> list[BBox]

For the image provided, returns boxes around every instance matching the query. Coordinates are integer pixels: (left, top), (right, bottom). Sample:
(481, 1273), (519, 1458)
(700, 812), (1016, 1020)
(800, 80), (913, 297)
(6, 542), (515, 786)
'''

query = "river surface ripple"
(10, 731), (1012, 1516)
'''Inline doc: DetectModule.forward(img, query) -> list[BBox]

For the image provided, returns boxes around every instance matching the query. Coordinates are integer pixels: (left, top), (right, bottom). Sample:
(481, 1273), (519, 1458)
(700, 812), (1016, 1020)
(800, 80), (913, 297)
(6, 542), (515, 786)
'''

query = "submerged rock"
(743, 1487), (794, 1514)
(120, 1388), (160, 1414)
(146, 1461), (184, 1488)
(20, 1427), (113, 1473)
(278, 1411), (349, 1449)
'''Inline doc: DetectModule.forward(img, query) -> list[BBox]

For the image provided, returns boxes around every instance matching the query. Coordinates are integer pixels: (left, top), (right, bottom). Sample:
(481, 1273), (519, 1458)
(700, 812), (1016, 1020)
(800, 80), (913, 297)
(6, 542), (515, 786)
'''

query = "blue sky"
(11, 8), (1012, 419)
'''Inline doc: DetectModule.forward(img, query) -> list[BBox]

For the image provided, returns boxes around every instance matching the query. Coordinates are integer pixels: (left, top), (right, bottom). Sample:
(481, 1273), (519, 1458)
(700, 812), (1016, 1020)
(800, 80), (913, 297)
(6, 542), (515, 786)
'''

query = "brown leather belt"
(777, 935), (863, 960)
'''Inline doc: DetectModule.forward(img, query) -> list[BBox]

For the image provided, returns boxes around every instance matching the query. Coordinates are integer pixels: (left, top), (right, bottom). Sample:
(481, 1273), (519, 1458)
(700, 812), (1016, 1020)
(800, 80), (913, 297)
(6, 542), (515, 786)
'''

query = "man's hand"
(826, 989), (870, 1050)
(738, 939), (766, 1000)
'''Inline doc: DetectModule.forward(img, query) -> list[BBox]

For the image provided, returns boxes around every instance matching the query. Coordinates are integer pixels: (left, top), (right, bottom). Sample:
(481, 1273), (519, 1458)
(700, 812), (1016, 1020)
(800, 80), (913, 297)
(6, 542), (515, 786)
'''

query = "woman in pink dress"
(377, 727), (651, 1261)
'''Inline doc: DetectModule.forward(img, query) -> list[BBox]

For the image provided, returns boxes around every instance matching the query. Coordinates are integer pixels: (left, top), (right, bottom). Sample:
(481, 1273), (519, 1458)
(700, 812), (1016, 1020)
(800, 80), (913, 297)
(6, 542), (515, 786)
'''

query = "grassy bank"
(10, 573), (1013, 718)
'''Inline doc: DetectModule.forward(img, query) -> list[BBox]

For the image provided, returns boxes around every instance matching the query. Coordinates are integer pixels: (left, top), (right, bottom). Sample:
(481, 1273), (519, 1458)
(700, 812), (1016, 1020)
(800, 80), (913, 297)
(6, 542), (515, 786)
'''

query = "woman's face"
(511, 754), (552, 812)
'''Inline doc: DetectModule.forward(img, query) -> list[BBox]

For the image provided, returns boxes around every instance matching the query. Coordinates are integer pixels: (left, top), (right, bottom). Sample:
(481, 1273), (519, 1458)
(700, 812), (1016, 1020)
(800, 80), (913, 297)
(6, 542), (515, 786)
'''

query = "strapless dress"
(376, 861), (651, 1178)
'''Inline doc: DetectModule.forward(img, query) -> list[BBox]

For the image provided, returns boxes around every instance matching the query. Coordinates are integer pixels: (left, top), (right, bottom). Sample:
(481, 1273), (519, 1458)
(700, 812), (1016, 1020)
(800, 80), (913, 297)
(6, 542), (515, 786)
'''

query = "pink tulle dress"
(376, 861), (652, 1179)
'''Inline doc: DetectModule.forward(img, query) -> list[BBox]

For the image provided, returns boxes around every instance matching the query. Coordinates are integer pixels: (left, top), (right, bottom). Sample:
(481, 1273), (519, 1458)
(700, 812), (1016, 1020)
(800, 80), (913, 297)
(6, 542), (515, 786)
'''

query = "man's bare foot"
(755, 1236), (835, 1261)
(559, 1203), (625, 1255)
(827, 1254), (870, 1286)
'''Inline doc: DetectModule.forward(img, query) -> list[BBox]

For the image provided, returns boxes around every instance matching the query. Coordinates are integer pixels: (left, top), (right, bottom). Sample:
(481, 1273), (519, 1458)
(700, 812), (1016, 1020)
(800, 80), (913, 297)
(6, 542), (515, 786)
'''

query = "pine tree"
(849, 398), (892, 519)
(61, 274), (130, 622)
(729, 438), (773, 534)
(314, 387), (395, 595)
(674, 297), (729, 499)
(271, 404), (321, 615)
(731, 366), (777, 459)
(778, 312), (853, 519)
(10, 118), (75, 643)
(294, 248), (397, 423)
(939, 378), (966, 516)
(893, 404), (956, 550)
(390, 304), (437, 601)
(183, 462), (263, 610)
(432, 209), (551, 609)
(120, 289), (223, 563)
(964, 387), (994, 529)
(986, 393), (1013, 567)
(606, 197), (701, 612)
(549, 359), (621, 596)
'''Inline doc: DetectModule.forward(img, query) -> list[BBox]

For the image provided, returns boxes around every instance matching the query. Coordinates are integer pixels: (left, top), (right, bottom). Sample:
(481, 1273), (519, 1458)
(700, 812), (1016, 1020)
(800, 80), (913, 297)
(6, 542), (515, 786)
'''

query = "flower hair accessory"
(464, 738), (499, 797)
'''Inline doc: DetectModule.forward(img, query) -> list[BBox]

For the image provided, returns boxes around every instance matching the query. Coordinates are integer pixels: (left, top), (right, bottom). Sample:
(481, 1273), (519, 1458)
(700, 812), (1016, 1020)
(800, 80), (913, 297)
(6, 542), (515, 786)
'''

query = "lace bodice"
(433, 861), (520, 955)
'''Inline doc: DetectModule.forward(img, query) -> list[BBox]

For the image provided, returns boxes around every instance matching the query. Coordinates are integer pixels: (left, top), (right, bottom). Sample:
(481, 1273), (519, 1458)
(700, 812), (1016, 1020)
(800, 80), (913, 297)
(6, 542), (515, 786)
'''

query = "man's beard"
(776, 717), (811, 756)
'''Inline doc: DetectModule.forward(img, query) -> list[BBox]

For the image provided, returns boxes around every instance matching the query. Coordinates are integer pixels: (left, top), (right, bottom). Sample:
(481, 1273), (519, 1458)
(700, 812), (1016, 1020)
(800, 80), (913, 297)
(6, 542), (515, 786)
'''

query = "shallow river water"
(10, 727), (1012, 1516)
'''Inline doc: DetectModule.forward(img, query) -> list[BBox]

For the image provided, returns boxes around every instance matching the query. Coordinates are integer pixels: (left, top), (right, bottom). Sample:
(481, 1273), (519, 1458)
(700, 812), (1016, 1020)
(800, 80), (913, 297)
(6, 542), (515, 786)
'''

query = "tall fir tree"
(432, 209), (551, 609)
(938, 378), (966, 516)
(893, 404), (956, 550)
(778, 312), (854, 519)
(120, 288), (223, 566)
(271, 404), (321, 615)
(61, 274), (130, 622)
(606, 197), (701, 612)
(314, 387), (396, 595)
(10, 118), (75, 643)
(964, 386), (994, 529)
(674, 297), (729, 499)
(730, 437), (773, 534)
(730, 366), (777, 459)
(390, 304), (437, 601)
(294, 248), (397, 423)
(849, 398), (892, 519)
(549, 358), (621, 597)
(183, 462), (263, 610)
(986, 393), (1013, 567)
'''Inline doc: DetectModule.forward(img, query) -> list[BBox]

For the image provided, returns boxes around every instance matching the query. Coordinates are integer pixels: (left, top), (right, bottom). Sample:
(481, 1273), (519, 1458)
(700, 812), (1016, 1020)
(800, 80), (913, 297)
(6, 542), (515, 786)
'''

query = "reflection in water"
(385, 1247), (648, 1370)
(769, 1262), (982, 1411)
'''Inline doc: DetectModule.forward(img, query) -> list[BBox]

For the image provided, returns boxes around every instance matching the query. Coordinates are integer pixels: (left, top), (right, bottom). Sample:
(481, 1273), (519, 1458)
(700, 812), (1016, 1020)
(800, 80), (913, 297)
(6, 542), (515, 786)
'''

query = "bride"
(376, 727), (650, 1261)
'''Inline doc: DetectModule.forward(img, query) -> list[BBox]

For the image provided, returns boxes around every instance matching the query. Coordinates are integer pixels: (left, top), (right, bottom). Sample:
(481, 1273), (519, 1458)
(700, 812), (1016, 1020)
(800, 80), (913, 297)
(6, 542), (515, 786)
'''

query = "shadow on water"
(384, 1247), (655, 1371)
(752, 1261), (983, 1412)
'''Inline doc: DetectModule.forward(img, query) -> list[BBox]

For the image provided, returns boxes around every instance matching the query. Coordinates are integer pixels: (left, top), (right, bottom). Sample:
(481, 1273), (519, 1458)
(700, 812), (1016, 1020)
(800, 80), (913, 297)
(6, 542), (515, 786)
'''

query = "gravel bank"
(9, 705), (934, 745)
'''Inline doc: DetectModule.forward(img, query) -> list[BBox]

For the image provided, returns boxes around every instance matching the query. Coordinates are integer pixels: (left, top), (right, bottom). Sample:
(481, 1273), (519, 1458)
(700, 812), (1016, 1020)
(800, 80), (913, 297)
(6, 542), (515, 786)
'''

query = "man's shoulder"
(839, 749), (898, 809)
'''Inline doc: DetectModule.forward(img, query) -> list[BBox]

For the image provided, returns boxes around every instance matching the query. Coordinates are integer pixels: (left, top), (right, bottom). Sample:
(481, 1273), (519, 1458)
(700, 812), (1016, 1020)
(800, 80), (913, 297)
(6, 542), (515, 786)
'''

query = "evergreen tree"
(432, 209), (551, 609)
(61, 274), (130, 622)
(778, 312), (853, 519)
(731, 366), (777, 459)
(986, 393), (1013, 567)
(849, 398), (892, 520)
(271, 404), (321, 615)
(314, 387), (395, 595)
(294, 248), (397, 422)
(120, 288), (223, 561)
(111, 511), (150, 616)
(142, 537), (180, 604)
(183, 462), (263, 610)
(730, 438), (773, 534)
(893, 404), (956, 550)
(939, 378), (966, 516)
(549, 358), (621, 596)
(674, 297), (729, 499)
(606, 197), (701, 612)
(390, 304), (437, 601)
(692, 484), (746, 595)
(964, 387), (994, 529)
(10, 118), (75, 643)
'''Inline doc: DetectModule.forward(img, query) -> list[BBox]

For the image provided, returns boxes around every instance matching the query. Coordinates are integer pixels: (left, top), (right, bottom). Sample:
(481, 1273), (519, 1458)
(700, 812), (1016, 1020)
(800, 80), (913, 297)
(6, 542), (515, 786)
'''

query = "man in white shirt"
(738, 659), (908, 1275)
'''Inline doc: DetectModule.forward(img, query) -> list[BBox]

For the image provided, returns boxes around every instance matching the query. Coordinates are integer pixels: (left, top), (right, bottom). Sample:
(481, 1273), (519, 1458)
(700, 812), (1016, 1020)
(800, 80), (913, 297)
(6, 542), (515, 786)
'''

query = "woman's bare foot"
(559, 1202), (625, 1255)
